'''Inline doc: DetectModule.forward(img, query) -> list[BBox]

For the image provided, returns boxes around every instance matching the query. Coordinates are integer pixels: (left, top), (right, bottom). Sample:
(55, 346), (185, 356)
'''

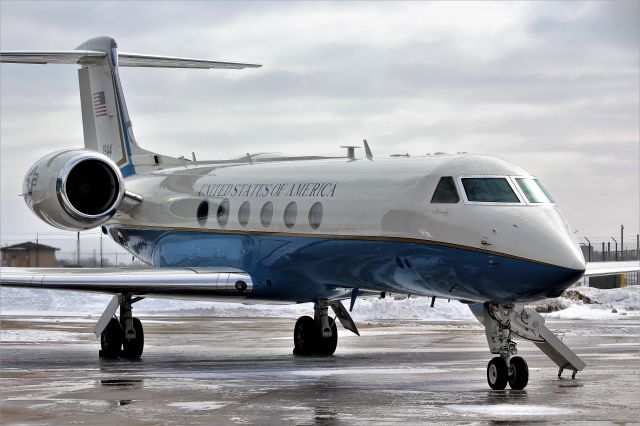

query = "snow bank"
(1, 288), (473, 321)
(2, 286), (638, 321)
(544, 286), (639, 320)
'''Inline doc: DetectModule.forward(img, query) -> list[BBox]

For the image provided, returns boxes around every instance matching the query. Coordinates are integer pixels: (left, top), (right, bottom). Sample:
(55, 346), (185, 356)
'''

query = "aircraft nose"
(541, 208), (586, 272)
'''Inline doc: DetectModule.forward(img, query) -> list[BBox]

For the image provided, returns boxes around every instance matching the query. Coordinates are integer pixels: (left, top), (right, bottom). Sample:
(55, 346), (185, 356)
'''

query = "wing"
(0, 267), (253, 298)
(584, 261), (639, 278)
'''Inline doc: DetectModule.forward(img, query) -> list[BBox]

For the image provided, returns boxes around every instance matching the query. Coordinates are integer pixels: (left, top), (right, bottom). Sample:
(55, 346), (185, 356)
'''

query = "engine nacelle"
(23, 149), (125, 231)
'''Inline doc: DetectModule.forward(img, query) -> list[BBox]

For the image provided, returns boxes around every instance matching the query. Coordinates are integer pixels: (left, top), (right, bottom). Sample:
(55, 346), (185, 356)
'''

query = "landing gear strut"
(98, 294), (144, 359)
(293, 300), (338, 356)
(481, 304), (529, 390)
(470, 302), (585, 391)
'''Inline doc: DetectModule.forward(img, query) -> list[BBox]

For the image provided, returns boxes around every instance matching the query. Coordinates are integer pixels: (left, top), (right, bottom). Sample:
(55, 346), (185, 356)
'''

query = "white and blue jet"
(2, 37), (638, 391)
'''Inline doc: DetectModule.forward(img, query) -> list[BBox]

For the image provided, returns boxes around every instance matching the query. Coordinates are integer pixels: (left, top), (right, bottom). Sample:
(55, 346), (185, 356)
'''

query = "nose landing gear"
(487, 355), (529, 390)
(471, 302), (584, 390)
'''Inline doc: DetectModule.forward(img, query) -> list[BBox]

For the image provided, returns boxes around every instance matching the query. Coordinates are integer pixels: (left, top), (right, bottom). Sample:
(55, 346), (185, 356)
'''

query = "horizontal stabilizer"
(0, 50), (106, 64)
(118, 53), (261, 69)
(1, 50), (261, 69)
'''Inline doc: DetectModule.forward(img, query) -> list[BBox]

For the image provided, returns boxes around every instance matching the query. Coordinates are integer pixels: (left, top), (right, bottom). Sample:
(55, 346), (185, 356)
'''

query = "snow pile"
(1, 286), (638, 321)
(351, 296), (474, 321)
(544, 286), (640, 320)
(0, 287), (474, 321)
(134, 294), (476, 321)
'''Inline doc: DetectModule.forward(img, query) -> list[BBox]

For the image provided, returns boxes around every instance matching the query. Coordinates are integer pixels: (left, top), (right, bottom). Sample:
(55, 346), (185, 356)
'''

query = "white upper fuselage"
(116, 152), (585, 272)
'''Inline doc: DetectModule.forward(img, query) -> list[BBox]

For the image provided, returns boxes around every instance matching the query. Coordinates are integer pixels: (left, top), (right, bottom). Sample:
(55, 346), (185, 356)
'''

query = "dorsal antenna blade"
(363, 139), (373, 160)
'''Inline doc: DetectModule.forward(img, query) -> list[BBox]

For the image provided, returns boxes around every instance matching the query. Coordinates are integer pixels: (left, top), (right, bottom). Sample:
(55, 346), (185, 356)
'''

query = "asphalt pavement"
(1, 315), (638, 425)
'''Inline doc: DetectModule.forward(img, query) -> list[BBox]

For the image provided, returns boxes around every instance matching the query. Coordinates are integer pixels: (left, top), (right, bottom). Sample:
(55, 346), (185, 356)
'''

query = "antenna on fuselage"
(340, 145), (360, 160)
(363, 139), (373, 160)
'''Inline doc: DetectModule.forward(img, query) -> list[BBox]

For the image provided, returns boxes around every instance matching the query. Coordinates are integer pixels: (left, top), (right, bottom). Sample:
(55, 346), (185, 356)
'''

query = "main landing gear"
(96, 294), (144, 359)
(470, 303), (585, 390)
(293, 300), (360, 356)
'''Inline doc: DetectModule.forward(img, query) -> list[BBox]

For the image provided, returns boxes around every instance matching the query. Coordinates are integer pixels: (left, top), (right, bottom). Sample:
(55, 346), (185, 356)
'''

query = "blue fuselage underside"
(116, 228), (583, 304)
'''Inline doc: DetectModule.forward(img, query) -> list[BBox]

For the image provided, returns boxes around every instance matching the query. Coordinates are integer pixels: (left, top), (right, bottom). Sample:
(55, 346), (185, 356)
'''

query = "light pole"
(611, 237), (618, 261)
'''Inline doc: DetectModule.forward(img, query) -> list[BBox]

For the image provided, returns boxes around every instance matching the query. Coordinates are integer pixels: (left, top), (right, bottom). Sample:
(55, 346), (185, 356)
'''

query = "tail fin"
(1, 36), (260, 177)
(76, 37), (137, 176)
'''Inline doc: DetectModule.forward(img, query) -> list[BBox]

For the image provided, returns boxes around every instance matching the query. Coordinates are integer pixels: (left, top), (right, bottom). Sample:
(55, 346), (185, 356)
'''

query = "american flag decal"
(92, 91), (108, 117)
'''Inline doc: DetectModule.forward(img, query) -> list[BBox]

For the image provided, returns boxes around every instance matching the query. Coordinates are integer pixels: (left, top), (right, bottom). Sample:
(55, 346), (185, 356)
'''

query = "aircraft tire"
(100, 318), (123, 358)
(487, 357), (508, 390)
(122, 317), (144, 359)
(314, 317), (338, 356)
(508, 356), (529, 390)
(293, 316), (316, 355)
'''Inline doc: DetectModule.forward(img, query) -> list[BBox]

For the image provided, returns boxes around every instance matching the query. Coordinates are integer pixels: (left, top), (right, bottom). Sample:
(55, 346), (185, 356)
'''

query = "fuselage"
(106, 152), (586, 304)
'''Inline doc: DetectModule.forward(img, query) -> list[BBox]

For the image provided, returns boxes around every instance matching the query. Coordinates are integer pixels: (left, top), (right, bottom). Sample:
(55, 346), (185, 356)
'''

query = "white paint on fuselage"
(116, 153), (585, 270)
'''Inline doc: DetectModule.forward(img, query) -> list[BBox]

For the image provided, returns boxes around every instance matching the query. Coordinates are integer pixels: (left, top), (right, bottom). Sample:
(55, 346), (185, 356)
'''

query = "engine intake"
(23, 149), (125, 230)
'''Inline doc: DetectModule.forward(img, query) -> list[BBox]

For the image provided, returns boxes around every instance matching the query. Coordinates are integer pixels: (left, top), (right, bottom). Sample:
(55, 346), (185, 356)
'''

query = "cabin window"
(260, 201), (273, 227)
(238, 201), (251, 226)
(515, 178), (554, 203)
(462, 178), (520, 203)
(217, 199), (230, 227)
(284, 202), (297, 228)
(197, 200), (209, 226)
(431, 177), (460, 203)
(308, 202), (323, 229)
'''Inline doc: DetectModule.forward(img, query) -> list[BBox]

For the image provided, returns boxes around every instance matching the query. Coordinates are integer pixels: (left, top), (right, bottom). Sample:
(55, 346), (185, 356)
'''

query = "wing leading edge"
(584, 261), (639, 278)
(0, 267), (253, 299)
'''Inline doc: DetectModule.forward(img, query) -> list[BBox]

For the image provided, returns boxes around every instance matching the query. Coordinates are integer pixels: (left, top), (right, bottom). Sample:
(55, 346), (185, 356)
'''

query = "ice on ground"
(446, 404), (574, 416)
(167, 401), (228, 411)
(1, 329), (89, 342)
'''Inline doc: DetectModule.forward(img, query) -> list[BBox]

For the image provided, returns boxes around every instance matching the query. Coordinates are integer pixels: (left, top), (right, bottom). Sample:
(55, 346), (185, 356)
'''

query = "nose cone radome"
(537, 208), (586, 293)
(524, 206), (584, 270)
(516, 206), (585, 293)
(552, 227), (586, 272)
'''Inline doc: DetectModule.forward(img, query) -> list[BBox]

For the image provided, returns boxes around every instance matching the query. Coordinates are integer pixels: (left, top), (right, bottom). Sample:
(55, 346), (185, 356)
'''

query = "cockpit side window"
(516, 178), (554, 203)
(431, 176), (460, 203)
(461, 178), (520, 203)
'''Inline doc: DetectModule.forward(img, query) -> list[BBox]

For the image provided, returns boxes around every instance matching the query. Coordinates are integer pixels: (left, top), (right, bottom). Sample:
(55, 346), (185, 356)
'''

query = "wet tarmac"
(1, 315), (639, 425)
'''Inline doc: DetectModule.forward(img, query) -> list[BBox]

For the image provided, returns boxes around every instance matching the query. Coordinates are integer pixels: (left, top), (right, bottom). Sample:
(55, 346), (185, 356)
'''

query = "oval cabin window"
(217, 199), (230, 227)
(260, 201), (273, 227)
(238, 201), (251, 226)
(197, 200), (209, 226)
(308, 202), (323, 229)
(283, 202), (297, 228)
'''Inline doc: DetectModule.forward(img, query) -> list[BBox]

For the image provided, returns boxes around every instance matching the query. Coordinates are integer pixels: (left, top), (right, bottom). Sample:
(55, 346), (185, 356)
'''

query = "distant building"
(1, 242), (59, 267)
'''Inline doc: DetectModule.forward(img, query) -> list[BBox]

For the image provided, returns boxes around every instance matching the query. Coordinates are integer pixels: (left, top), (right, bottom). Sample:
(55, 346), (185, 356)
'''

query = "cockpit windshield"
(431, 177), (460, 203)
(515, 178), (554, 203)
(461, 178), (520, 203)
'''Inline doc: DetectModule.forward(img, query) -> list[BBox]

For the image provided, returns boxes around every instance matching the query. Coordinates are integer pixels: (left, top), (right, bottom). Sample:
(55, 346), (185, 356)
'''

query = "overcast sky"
(1, 1), (638, 246)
